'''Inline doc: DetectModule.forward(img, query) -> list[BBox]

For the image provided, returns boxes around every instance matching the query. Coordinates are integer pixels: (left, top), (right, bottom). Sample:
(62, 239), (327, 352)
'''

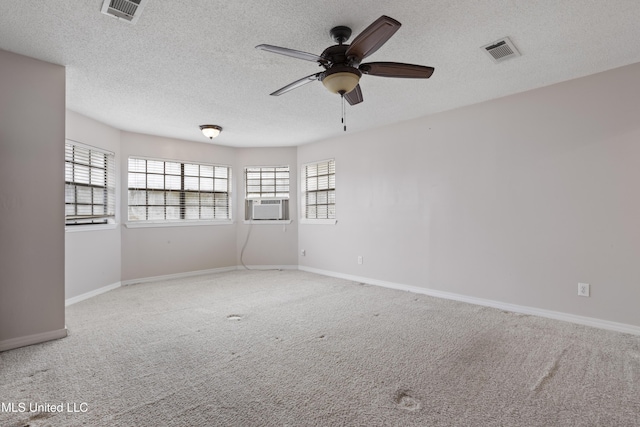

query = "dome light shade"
(199, 124), (222, 139)
(321, 67), (361, 94)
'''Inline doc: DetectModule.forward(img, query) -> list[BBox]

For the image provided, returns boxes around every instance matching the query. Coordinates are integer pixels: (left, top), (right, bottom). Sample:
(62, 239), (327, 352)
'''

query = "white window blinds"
(302, 159), (335, 219)
(245, 166), (290, 199)
(65, 140), (116, 226)
(128, 157), (232, 221)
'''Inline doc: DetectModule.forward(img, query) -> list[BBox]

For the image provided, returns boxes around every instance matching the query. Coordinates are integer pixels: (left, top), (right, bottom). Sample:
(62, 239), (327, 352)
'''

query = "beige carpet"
(1, 270), (639, 426)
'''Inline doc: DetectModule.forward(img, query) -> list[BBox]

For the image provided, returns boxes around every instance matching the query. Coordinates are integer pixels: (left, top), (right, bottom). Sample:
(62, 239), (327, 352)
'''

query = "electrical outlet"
(578, 282), (590, 297)
(357, 256), (363, 265)
(301, 249), (306, 257)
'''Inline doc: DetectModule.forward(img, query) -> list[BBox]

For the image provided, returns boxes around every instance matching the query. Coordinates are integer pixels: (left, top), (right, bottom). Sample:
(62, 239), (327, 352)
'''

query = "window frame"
(65, 139), (116, 229)
(300, 158), (336, 225)
(126, 156), (232, 226)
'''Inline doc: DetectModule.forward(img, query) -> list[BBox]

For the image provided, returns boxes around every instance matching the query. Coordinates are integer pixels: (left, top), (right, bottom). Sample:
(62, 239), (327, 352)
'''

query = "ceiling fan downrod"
(330, 26), (352, 45)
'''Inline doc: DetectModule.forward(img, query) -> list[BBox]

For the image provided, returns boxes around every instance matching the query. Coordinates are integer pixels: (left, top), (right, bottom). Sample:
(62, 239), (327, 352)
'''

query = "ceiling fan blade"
(359, 62), (435, 78)
(270, 72), (322, 96)
(344, 84), (363, 105)
(345, 16), (401, 62)
(256, 44), (326, 64)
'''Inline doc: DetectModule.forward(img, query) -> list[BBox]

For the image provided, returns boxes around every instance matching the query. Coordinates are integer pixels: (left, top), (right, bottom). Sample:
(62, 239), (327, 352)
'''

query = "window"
(244, 166), (290, 220)
(65, 140), (115, 226)
(128, 157), (231, 222)
(302, 159), (335, 220)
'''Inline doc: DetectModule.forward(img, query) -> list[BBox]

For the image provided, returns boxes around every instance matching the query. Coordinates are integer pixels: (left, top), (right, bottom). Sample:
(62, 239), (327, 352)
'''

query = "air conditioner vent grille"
(250, 199), (286, 220)
(101, 0), (147, 24)
(482, 37), (521, 63)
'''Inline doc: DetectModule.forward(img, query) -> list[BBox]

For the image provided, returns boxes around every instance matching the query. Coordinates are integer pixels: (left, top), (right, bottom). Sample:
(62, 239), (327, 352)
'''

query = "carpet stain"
(318, 335), (326, 339)
(394, 390), (420, 411)
(29, 411), (53, 420)
(27, 369), (49, 378)
(226, 314), (243, 321)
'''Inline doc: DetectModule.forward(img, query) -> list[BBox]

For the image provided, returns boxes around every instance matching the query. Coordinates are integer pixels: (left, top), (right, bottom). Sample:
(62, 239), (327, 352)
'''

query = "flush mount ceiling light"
(199, 125), (222, 139)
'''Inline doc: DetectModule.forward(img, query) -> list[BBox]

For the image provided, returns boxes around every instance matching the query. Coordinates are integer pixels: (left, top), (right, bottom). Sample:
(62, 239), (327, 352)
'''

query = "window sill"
(299, 219), (337, 225)
(125, 220), (234, 229)
(243, 219), (293, 225)
(65, 223), (119, 233)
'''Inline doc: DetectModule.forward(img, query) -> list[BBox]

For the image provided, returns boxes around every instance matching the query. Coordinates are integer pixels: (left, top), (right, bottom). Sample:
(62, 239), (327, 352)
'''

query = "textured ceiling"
(1, 1), (640, 147)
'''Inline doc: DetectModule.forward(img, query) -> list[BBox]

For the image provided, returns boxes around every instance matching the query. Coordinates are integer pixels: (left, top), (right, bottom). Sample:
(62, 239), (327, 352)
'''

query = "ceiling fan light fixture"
(321, 67), (362, 95)
(199, 124), (222, 139)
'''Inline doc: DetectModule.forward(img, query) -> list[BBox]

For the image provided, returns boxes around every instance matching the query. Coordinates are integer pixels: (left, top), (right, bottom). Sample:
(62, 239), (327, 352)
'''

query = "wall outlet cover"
(578, 282), (590, 297)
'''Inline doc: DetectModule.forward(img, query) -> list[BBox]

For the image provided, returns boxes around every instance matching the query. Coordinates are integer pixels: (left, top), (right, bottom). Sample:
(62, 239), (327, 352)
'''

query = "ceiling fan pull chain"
(341, 94), (346, 131)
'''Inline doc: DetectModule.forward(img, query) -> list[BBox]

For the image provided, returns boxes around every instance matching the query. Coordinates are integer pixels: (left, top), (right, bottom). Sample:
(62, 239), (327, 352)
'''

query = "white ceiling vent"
(482, 37), (520, 63)
(101, 0), (148, 24)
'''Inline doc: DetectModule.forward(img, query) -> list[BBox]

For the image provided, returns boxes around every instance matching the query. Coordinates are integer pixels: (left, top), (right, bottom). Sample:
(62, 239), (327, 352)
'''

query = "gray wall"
(0, 49), (66, 349)
(119, 131), (238, 282)
(298, 62), (640, 327)
(65, 111), (122, 299)
(63, 120), (300, 290)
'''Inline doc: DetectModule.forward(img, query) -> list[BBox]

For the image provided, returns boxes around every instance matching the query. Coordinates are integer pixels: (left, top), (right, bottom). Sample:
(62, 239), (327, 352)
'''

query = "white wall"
(65, 111), (122, 299)
(235, 147), (298, 268)
(0, 49), (66, 350)
(119, 132), (237, 282)
(298, 62), (640, 327)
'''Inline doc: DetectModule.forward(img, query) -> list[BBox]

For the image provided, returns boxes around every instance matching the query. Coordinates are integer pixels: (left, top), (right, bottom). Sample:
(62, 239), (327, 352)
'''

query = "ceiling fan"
(255, 15), (435, 107)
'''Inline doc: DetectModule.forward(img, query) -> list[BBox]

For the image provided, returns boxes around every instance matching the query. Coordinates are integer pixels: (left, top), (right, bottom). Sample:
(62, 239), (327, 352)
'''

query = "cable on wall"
(240, 220), (254, 270)
(239, 220), (284, 272)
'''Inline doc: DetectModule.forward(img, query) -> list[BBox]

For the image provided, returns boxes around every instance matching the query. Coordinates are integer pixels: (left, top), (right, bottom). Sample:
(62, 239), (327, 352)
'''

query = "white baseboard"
(65, 282), (122, 306)
(299, 266), (640, 336)
(63, 265), (639, 336)
(121, 266), (238, 286)
(0, 328), (68, 352)
(236, 264), (299, 271)
(70, 266), (288, 306)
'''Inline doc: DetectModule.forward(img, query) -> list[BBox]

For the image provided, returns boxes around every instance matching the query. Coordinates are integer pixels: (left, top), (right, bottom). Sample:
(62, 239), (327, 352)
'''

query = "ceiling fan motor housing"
(320, 44), (351, 66)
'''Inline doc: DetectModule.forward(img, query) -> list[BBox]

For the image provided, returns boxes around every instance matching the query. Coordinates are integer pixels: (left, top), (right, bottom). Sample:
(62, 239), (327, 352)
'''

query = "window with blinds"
(244, 166), (290, 220)
(65, 140), (116, 226)
(302, 159), (335, 220)
(128, 157), (232, 222)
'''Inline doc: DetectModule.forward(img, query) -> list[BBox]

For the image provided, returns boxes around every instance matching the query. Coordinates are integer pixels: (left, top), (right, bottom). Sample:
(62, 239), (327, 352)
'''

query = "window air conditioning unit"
(252, 199), (284, 220)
